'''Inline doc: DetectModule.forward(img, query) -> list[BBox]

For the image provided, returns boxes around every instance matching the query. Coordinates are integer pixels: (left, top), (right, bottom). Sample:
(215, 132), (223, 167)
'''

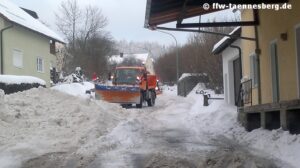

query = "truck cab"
(96, 66), (157, 108)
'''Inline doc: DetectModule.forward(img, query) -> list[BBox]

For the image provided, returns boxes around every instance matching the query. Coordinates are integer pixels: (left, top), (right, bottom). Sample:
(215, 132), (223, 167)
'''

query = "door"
(233, 58), (242, 106)
(296, 27), (300, 97)
(271, 42), (280, 102)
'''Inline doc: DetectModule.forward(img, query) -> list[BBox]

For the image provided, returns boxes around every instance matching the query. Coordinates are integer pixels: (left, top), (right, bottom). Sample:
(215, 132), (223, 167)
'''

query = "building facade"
(0, 0), (64, 86)
(239, 1), (300, 133)
(213, 28), (242, 106)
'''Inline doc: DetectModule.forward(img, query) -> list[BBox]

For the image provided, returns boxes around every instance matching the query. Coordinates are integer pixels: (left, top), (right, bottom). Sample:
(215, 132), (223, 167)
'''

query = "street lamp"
(153, 30), (179, 84)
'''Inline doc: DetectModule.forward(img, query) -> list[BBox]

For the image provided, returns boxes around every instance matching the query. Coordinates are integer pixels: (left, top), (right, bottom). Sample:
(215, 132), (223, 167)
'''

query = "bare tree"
(79, 5), (108, 50)
(56, 0), (81, 48)
(155, 26), (233, 90)
(116, 40), (166, 59)
(120, 56), (143, 66)
(55, 0), (116, 78)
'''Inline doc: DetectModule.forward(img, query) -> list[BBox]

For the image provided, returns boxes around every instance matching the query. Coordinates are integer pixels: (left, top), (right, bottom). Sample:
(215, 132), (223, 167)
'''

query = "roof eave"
(15, 22), (65, 44)
(212, 27), (242, 55)
(1, 15), (65, 44)
(144, 0), (152, 28)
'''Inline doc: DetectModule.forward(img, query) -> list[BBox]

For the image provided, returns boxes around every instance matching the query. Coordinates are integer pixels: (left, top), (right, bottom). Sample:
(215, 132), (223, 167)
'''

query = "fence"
(237, 79), (252, 107)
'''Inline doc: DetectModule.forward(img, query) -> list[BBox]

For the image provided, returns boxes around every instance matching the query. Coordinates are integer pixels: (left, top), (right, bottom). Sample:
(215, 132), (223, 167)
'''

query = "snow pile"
(0, 75), (46, 85)
(162, 85), (177, 96)
(0, 87), (126, 168)
(51, 82), (94, 98)
(184, 85), (300, 167)
(0, 82), (299, 167)
(178, 73), (207, 81)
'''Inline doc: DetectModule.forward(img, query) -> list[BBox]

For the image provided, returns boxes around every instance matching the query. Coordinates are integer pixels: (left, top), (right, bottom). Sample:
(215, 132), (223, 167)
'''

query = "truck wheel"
(136, 96), (143, 108)
(121, 104), (132, 108)
(147, 91), (155, 107)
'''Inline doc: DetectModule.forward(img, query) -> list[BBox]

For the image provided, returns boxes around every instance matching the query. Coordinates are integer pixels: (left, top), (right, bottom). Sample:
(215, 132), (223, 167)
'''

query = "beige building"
(144, 0), (300, 134)
(239, 1), (300, 133)
(0, 0), (64, 86)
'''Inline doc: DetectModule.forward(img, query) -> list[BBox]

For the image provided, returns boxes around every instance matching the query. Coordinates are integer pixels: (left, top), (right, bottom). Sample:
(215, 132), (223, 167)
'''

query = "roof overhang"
(144, 0), (289, 29)
(212, 27), (241, 55)
(1, 17), (65, 44)
(144, 0), (220, 28)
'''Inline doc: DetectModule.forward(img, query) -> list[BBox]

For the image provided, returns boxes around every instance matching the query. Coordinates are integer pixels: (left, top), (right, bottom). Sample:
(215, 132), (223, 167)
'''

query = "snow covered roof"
(179, 73), (207, 81)
(0, 0), (65, 43)
(212, 27), (241, 55)
(0, 75), (46, 85)
(109, 53), (149, 64)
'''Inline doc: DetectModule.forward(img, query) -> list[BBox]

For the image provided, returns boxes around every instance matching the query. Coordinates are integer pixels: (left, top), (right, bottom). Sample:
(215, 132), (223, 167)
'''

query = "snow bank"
(153, 84), (300, 167)
(0, 87), (126, 168)
(0, 75), (46, 85)
(51, 82), (94, 98)
(184, 84), (300, 167)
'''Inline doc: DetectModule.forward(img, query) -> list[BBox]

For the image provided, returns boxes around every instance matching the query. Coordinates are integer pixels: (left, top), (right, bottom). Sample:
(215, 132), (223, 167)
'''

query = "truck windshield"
(115, 69), (141, 85)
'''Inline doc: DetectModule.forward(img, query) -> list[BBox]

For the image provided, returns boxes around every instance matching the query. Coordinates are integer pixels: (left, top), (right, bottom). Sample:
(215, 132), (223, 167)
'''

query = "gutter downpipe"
(1, 24), (13, 74)
(230, 44), (242, 106)
(253, 9), (261, 105)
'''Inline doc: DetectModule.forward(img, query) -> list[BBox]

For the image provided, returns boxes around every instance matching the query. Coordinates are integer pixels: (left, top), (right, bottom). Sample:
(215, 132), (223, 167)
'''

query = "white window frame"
(250, 53), (258, 88)
(37, 57), (44, 73)
(12, 49), (23, 68)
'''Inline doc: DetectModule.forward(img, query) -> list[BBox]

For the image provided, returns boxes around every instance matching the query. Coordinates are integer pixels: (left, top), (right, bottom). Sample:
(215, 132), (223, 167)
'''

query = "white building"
(212, 27), (241, 106)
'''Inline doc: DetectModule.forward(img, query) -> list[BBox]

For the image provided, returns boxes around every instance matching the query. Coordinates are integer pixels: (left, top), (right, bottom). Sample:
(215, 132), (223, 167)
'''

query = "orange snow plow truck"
(95, 66), (157, 108)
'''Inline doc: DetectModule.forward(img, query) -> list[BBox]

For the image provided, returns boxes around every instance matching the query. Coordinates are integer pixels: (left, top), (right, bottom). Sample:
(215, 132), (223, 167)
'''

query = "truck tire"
(121, 104), (132, 108)
(136, 95), (143, 108)
(147, 91), (155, 107)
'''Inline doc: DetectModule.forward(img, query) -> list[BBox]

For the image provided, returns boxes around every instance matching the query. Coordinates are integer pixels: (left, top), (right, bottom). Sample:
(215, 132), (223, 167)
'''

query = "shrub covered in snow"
(0, 75), (46, 94)
(62, 67), (85, 83)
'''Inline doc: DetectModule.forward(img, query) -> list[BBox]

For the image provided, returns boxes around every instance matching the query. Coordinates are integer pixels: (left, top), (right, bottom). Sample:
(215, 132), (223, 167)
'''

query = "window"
(37, 57), (44, 72)
(250, 54), (258, 87)
(13, 49), (23, 68)
(270, 41), (280, 102)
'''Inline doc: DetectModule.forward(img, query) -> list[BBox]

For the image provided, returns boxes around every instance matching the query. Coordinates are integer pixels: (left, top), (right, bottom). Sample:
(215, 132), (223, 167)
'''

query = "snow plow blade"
(95, 84), (141, 104)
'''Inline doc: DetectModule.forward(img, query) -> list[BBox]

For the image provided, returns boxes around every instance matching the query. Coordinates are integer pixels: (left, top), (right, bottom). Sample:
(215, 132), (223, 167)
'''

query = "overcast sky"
(11, 0), (237, 46)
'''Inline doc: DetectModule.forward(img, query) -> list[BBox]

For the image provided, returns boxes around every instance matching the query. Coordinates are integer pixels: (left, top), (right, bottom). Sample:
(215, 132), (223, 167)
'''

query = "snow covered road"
(68, 90), (291, 168)
(1, 85), (300, 168)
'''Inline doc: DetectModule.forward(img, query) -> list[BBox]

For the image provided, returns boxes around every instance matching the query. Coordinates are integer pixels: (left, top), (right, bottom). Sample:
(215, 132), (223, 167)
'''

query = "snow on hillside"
(0, 75), (46, 85)
(109, 53), (148, 64)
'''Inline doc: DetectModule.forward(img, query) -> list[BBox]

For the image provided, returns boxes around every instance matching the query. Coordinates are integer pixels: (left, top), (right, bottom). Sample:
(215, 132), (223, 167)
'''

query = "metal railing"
(197, 90), (224, 106)
(237, 79), (252, 107)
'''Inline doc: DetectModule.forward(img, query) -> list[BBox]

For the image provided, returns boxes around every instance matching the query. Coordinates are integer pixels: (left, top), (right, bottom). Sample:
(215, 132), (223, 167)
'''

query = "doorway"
(233, 58), (242, 106)
(296, 27), (300, 97)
